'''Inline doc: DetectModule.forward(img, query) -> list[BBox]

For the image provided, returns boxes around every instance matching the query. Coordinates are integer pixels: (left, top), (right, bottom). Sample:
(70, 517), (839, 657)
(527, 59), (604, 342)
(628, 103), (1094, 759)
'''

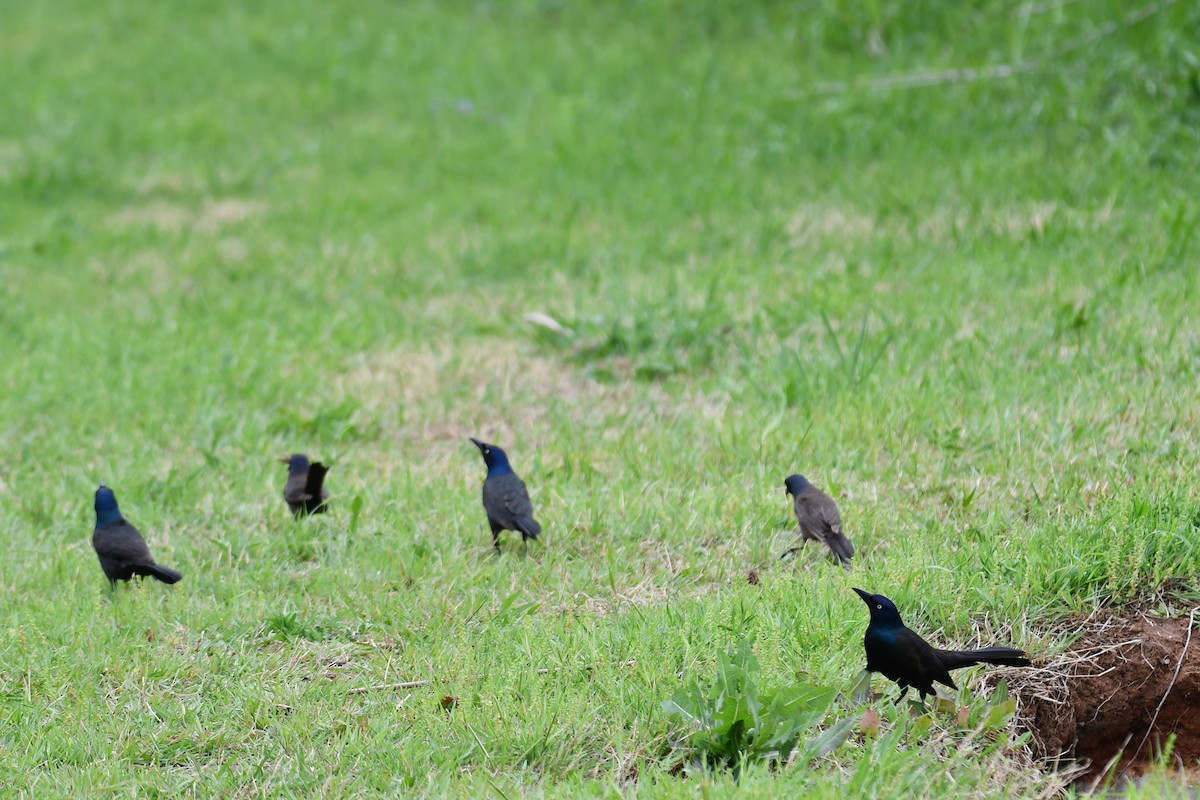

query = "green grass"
(2, 0), (1199, 795)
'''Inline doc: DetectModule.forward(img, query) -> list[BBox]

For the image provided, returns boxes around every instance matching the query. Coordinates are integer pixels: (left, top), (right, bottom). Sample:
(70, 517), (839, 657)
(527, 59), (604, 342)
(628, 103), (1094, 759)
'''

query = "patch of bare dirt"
(1011, 609), (1200, 786)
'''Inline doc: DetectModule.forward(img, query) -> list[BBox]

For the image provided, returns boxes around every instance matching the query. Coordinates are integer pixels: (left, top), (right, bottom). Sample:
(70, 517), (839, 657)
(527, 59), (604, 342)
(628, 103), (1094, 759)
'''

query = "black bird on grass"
(470, 438), (541, 551)
(853, 588), (1031, 705)
(782, 474), (854, 569)
(280, 454), (329, 517)
(92, 484), (182, 587)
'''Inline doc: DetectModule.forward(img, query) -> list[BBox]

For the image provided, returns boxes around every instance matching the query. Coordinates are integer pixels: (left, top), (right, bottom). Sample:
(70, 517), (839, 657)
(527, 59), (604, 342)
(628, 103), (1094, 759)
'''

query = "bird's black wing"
(501, 483), (534, 519)
(896, 627), (958, 693)
(817, 494), (843, 535)
(816, 496), (854, 561)
(283, 471), (312, 504)
(795, 489), (837, 536)
(485, 474), (541, 537)
(93, 523), (152, 562)
(795, 488), (853, 563)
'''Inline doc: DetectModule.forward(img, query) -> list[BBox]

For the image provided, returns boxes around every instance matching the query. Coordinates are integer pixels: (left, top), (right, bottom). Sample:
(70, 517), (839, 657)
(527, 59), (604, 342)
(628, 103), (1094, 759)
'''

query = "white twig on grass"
(815, 62), (1037, 95)
(348, 679), (430, 695)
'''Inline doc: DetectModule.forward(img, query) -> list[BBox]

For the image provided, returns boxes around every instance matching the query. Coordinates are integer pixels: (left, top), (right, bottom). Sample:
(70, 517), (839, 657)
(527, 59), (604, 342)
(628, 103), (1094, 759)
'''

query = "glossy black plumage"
(783, 474), (854, 568)
(92, 484), (182, 587)
(853, 588), (1030, 704)
(470, 438), (541, 551)
(280, 454), (329, 517)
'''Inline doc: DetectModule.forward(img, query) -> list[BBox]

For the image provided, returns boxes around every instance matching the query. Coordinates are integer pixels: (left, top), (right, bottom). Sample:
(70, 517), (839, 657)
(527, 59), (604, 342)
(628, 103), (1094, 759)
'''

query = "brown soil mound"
(1011, 610), (1200, 784)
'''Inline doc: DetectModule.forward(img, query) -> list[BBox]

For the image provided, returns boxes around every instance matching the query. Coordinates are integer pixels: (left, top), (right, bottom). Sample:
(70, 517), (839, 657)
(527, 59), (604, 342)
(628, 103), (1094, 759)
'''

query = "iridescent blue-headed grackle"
(92, 484), (182, 587)
(853, 588), (1030, 705)
(782, 474), (854, 569)
(470, 438), (541, 551)
(280, 454), (329, 517)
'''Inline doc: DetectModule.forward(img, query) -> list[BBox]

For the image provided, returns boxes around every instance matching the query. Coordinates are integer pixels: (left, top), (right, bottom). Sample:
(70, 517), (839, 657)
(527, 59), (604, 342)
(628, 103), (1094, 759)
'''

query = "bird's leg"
(893, 686), (909, 705)
(490, 524), (502, 553)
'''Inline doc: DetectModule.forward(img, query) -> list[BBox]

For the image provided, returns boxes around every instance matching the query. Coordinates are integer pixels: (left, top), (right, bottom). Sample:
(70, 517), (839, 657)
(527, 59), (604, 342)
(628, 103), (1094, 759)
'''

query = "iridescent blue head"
(784, 474), (812, 496)
(470, 437), (513, 477)
(280, 454), (311, 475)
(94, 483), (123, 526)
(853, 588), (905, 628)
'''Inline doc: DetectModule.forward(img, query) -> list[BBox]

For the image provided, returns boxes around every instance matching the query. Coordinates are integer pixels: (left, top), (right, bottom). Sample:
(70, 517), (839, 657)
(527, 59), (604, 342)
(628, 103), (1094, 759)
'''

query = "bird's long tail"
(305, 463), (329, 498)
(826, 533), (854, 565)
(514, 516), (541, 539)
(935, 646), (1030, 670)
(135, 563), (183, 584)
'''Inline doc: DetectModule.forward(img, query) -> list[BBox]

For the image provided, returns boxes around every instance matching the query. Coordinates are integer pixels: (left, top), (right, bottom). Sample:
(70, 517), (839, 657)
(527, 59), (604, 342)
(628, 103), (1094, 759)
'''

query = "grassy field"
(2, 0), (1199, 796)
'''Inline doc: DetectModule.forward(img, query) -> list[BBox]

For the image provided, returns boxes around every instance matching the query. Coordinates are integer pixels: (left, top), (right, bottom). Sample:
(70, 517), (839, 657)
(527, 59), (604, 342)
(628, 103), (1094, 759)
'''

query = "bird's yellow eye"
(876, 604), (883, 609)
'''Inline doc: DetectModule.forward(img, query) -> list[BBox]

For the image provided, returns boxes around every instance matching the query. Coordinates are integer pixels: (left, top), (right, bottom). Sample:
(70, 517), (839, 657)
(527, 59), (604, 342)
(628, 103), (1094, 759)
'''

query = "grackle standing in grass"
(853, 588), (1030, 705)
(782, 474), (854, 569)
(92, 484), (182, 587)
(470, 438), (541, 551)
(280, 454), (329, 517)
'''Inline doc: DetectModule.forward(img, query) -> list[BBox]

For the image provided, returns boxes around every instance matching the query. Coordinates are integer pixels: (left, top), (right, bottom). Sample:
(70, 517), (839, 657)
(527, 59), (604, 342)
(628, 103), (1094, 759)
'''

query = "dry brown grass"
(112, 198), (264, 233)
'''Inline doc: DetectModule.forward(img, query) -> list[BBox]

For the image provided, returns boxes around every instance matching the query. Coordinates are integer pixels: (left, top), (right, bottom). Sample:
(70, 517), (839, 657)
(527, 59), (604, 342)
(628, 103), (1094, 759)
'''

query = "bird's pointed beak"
(278, 456), (292, 464)
(469, 437), (486, 453)
(852, 587), (873, 604)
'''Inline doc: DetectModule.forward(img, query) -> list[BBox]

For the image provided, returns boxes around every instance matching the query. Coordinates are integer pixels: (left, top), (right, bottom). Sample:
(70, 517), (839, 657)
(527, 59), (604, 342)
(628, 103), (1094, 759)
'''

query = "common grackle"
(280, 454), (329, 517)
(92, 484), (182, 587)
(470, 438), (541, 551)
(782, 474), (854, 569)
(853, 588), (1030, 705)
